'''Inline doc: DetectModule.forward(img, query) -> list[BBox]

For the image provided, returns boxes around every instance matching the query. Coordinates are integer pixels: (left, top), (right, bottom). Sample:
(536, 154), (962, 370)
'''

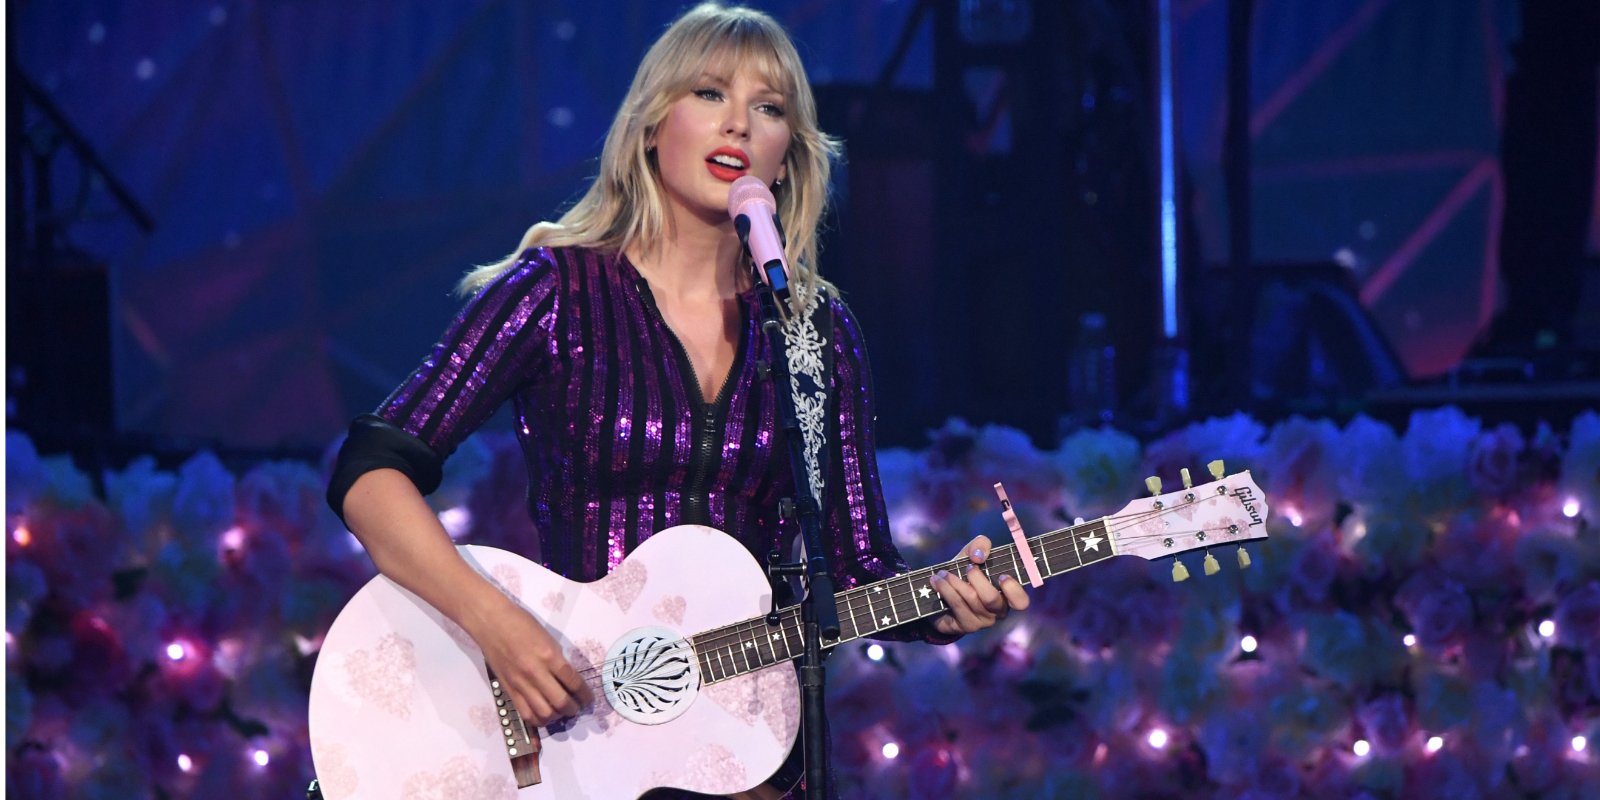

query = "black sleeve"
(325, 413), (445, 527)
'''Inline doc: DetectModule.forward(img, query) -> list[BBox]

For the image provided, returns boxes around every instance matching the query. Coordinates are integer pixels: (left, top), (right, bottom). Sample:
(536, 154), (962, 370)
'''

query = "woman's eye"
(757, 103), (786, 118)
(693, 88), (722, 101)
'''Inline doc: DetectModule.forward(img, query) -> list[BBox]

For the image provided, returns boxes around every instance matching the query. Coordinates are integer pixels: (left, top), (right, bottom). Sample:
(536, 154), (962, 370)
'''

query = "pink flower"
(1555, 582), (1600, 651)
(6, 744), (66, 799)
(1358, 693), (1409, 752)
(1396, 572), (1473, 650)
(26, 504), (123, 610)
(1467, 423), (1525, 497)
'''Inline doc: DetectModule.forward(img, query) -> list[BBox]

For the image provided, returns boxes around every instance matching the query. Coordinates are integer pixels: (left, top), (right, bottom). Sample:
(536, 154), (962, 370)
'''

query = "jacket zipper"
(641, 286), (744, 527)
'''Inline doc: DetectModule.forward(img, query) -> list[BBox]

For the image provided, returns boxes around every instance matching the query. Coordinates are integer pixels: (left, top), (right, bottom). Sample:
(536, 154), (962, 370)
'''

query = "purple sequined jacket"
(376, 246), (935, 642)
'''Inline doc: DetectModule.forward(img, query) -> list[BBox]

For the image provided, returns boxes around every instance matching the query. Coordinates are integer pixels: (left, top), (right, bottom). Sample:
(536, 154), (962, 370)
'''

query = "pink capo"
(993, 483), (1044, 588)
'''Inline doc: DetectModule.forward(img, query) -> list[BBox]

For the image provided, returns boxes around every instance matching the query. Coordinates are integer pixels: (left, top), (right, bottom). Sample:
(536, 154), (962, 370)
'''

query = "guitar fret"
(844, 591), (863, 641)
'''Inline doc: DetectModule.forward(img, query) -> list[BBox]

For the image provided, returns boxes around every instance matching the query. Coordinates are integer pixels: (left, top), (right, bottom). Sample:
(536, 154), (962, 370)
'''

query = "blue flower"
(171, 451), (235, 546)
(1335, 415), (1404, 507)
(1561, 410), (1600, 524)
(5, 431), (44, 515)
(102, 456), (176, 555)
(1055, 426), (1141, 518)
(1401, 406), (1481, 514)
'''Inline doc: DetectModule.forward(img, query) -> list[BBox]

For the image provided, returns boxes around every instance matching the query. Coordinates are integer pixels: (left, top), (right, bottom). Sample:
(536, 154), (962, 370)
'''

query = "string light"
(866, 644), (885, 662)
(881, 742), (899, 760)
(1539, 620), (1556, 639)
(1240, 635), (1258, 654)
(1353, 740), (1370, 757)
(1146, 729), (1169, 750)
(1565, 499), (1582, 519)
(1426, 736), (1444, 753)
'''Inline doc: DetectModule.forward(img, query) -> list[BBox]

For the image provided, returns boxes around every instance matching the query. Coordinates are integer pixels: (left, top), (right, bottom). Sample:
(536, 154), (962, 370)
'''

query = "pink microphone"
(727, 175), (791, 297)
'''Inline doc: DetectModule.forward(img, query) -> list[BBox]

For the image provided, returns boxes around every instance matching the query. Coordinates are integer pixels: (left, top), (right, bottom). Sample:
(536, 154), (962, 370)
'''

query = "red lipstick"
(705, 146), (750, 182)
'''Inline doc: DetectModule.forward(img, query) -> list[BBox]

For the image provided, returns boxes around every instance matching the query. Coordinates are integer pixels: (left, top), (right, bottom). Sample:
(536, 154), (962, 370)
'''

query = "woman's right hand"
(340, 469), (595, 727)
(466, 598), (595, 727)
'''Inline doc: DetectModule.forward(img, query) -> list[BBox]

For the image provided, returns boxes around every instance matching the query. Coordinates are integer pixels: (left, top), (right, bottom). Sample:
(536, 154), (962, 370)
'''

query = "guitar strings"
(653, 497), (1239, 677)
(545, 492), (1246, 687)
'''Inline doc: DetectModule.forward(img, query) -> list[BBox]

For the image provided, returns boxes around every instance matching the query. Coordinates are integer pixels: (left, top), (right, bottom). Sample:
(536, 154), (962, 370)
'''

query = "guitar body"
(308, 525), (800, 799)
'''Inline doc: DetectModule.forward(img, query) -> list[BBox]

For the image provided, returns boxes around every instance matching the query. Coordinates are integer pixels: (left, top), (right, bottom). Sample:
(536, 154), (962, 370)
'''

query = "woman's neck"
(626, 215), (750, 302)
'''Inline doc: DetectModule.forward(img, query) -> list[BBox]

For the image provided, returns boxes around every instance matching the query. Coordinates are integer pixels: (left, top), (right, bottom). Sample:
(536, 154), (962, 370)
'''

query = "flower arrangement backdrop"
(8, 407), (1600, 798)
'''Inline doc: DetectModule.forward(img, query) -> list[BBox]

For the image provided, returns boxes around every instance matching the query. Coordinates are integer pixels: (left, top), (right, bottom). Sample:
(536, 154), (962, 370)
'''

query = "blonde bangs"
(461, 2), (840, 313)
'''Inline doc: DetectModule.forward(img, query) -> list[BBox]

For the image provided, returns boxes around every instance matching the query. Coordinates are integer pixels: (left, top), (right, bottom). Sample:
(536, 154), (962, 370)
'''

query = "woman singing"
(325, 3), (1030, 796)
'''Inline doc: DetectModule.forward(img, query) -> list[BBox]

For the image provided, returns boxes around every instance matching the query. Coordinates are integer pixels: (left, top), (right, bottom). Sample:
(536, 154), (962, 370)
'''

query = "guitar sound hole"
(603, 627), (700, 725)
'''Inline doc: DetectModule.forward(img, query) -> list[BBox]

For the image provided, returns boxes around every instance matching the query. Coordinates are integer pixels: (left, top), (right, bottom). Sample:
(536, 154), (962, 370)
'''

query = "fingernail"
(998, 574), (1010, 583)
(971, 548), (985, 560)
(934, 570), (950, 582)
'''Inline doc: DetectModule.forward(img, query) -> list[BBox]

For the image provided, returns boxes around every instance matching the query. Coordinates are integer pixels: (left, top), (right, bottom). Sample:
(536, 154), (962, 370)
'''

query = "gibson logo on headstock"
(1231, 486), (1264, 527)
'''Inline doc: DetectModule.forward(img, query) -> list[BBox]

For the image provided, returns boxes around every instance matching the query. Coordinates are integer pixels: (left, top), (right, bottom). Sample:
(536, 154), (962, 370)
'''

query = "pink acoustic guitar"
(307, 465), (1269, 798)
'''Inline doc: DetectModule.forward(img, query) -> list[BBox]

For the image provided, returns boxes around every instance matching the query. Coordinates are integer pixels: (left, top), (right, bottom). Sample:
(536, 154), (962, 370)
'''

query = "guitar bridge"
(487, 667), (542, 788)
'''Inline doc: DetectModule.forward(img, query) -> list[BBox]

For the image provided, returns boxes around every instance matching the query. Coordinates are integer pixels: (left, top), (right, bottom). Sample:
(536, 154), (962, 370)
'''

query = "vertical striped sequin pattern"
(376, 247), (933, 642)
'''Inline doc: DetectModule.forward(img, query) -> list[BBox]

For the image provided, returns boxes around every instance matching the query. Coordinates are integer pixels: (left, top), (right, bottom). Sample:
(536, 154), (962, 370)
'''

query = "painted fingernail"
(971, 548), (985, 560)
(998, 574), (1010, 583)
(934, 570), (950, 582)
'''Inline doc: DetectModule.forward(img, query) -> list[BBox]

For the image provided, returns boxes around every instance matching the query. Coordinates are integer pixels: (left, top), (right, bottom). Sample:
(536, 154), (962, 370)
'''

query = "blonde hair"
(458, 2), (841, 308)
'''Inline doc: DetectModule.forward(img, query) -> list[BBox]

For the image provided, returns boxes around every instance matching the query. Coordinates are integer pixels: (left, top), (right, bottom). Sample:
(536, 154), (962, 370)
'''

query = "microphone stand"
(741, 241), (839, 800)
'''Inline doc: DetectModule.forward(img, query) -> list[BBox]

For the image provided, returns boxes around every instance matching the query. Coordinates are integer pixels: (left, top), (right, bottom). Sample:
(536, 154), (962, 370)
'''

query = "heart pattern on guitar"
(702, 664), (800, 744)
(647, 744), (748, 796)
(398, 754), (516, 800)
(653, 594), (687, 625)
(341, 633), (418, 720)
(591, 558), (648, 612)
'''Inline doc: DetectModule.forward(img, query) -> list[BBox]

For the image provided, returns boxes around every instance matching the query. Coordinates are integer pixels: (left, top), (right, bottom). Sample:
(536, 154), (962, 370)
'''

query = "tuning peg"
(1237, 546), (1252, 569)
(1145, 476), (1162, 496)
(1203, 551), (1220, 576)
(1180, 467), (1193, 489)
(1171, 559), (1190, 582)
(1208, 460), (1225, 480)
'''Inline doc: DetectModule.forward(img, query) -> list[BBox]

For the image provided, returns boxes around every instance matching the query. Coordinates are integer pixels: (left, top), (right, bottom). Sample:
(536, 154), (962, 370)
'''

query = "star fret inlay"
(1079, 533), (1105, 552)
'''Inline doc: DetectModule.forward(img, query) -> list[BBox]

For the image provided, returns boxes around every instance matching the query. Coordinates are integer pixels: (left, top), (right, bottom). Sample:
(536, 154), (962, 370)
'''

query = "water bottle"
(1067, 312), (1116, 429)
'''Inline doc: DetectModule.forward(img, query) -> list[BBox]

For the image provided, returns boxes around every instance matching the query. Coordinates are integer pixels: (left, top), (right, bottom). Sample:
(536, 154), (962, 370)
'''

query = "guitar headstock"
(1107, 462), (1270, 580)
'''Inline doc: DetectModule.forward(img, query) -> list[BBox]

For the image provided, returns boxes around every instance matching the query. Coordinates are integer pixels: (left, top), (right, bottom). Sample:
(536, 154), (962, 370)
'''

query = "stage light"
(253, 749), (270, 767)
(1286, 506), (1303, 527)
(438, 507), (472, 539)
(1353, 740), (1370, 757)
(1146, 729), (1168, 750)
(1539, 620), (1556, 638)
(1403, 634), (1417, 648)
(1240, 635), (1258, 654)
(866, 644), (885, 662)
(1574, 736), (1588, 753)
(178, 754), (194, 772)
(1426, 736), (1443, 753)
(166, 641), (188, 662)
(12, 525), (31, 547)
(881, 742), (899, 760)
(1564, 499), (1582, 519)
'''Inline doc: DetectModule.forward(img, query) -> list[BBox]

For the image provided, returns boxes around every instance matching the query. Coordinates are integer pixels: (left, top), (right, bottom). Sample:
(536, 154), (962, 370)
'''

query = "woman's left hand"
(929, 535), (1031, 638)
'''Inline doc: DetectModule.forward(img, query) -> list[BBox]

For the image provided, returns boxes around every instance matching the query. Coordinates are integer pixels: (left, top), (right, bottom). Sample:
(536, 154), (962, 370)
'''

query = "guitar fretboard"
(689, 518), (1115, 684)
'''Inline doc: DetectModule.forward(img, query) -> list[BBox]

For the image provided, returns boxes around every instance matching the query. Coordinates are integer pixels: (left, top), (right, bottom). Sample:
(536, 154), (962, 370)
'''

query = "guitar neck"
(689, 518), (1116, 684)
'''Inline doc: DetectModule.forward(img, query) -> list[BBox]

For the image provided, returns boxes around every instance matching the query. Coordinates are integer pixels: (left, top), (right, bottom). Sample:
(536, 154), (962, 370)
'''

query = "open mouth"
(705, 148), (750, 181)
